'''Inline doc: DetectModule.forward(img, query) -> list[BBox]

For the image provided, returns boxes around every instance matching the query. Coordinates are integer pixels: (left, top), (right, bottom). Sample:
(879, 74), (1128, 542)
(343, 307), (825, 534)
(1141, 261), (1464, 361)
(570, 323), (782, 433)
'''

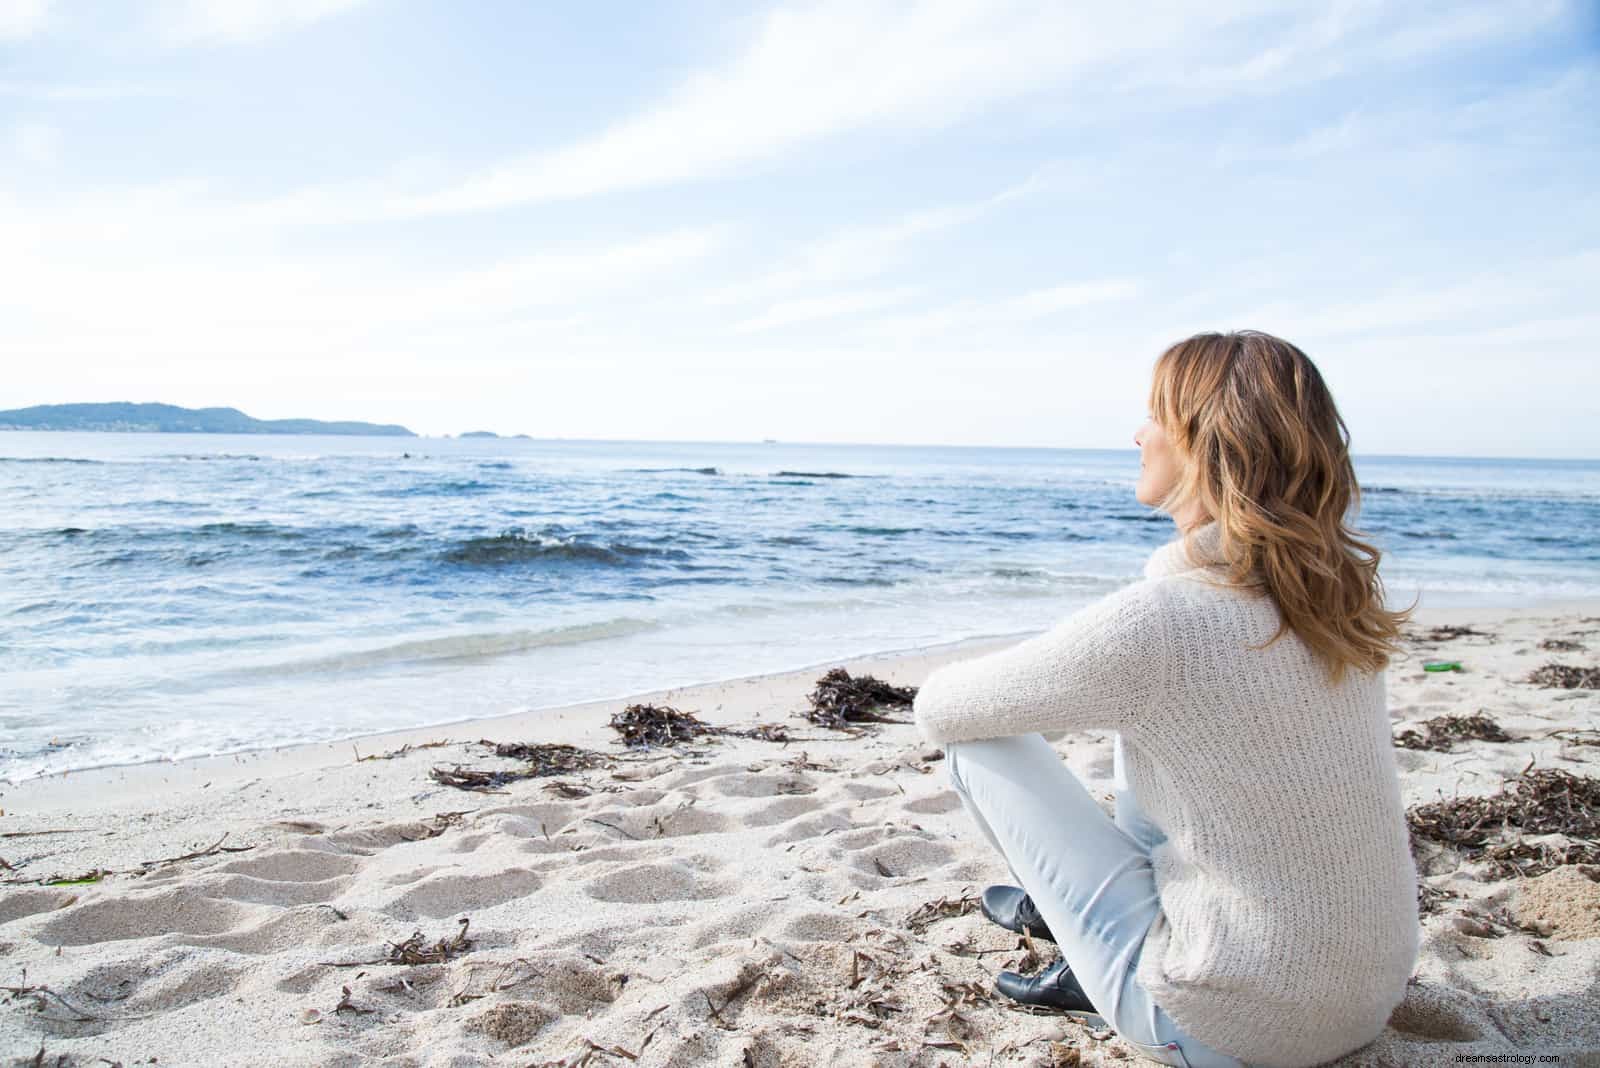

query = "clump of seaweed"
(1409, 625), (1493, 642)
(387, 917), (474, 965)
(608, 703), (795, 749)
(1395, 713), (1511, 752)
(804, 668), (917, 731)
(430, 740), (610, 792)
(905, 889), (981, 933)
(483, 740), (608, 773)
(1539, 638), (1586, 653)
(610, 703), (722, 748)
(1408, 768), (1600, 878)
(1525, 663), (1600, 689)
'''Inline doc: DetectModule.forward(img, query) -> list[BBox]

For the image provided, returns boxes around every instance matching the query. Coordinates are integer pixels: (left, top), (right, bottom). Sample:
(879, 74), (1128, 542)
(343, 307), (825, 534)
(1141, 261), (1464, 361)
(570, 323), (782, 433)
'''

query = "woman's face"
(1134, 411), (1181, 508)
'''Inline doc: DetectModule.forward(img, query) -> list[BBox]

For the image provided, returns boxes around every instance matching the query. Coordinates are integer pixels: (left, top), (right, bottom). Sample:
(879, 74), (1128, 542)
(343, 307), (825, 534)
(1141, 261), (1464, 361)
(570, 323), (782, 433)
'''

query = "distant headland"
(0, 403), (415, 437)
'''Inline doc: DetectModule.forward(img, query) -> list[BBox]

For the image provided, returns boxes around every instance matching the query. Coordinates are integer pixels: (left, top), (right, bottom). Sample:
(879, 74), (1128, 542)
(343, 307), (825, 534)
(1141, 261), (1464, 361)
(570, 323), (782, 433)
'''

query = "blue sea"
(2, 432), (1597, 783)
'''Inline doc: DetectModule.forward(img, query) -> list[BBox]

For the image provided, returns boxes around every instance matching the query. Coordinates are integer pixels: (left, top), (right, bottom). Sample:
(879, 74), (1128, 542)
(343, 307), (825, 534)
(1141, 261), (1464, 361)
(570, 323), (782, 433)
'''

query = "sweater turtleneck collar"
(1143, 518), (1227, 580)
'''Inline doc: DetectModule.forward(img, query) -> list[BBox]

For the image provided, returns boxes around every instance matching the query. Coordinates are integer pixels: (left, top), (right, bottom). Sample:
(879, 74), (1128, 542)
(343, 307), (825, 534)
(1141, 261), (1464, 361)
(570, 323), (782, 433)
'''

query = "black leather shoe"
(981, 884), (1056, 943)
(994, 958), (1099, 1016)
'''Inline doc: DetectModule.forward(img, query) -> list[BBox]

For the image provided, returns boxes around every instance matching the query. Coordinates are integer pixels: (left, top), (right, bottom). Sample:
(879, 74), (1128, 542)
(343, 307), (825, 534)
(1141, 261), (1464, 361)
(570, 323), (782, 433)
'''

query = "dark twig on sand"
(1395, 713), (1511, 752)
(354, 738), (452, 762)
(138, 831), (255, 871)
(803, 668), (916, 731)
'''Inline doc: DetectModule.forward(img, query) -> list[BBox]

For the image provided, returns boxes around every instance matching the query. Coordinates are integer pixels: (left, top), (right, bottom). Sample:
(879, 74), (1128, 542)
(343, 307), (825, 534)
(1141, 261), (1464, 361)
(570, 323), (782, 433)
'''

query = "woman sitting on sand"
(912, 330), (1419, 1068)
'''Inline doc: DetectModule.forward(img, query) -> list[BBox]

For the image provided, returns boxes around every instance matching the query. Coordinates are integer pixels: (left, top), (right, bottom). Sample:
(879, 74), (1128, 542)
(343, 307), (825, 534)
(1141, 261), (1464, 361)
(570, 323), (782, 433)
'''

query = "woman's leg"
(944, 734), (1246, 1068)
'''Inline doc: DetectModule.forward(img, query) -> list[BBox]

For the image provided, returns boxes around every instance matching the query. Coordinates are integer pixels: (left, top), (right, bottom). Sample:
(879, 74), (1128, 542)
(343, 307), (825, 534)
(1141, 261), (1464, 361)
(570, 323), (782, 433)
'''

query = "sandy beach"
(2, 602), (1597, 1067)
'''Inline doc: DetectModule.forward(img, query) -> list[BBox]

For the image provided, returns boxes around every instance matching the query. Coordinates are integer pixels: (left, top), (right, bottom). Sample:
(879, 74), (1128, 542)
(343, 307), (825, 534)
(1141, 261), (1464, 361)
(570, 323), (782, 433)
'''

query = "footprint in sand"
(384, 867), (544, 920)
(62, 948), (251, 1015)
(900, 791), (963, 815)
(215, 849), (359, 882)
(739, 794), (825, 828)
(582, 859), (727, 903)
(839, 780), (900, 801)
(761, 809), (855, 848)
(194, 871), (351, 907)
(1387, 986), (1482, 1043)
(706, 771), (817, 798)
(829, 824), (957, 878)
(35, 886), (255, 946)
(0, 888), (79, 926)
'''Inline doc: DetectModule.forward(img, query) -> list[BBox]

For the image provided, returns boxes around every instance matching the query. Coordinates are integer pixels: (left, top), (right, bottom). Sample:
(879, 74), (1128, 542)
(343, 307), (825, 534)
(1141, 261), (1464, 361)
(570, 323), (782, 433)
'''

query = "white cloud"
(0, 82), (174, 101)
(381, 2), (1276, 218)
(707, 167), (1065, 308)
(858, 278), (1144, 343)
(12, 121), (60, 165)
(731, 287), (919, 333)
(155, 0), (370, 43)
(0, 0), (50, 40)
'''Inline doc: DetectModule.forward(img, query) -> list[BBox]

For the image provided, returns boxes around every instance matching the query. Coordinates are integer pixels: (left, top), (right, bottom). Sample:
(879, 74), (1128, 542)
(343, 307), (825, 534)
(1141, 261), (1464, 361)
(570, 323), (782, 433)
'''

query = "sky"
(1, 1), (1597, 457)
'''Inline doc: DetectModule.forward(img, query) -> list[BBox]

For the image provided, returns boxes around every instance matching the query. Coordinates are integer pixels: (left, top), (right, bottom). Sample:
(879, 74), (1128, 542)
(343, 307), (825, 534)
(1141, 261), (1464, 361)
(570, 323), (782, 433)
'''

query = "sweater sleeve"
(912, 580), (1169, 745)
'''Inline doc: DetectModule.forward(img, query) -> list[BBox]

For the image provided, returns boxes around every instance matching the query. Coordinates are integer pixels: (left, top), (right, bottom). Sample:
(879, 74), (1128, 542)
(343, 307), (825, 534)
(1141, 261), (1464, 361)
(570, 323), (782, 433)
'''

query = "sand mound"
(1514, 865), (1600, 940)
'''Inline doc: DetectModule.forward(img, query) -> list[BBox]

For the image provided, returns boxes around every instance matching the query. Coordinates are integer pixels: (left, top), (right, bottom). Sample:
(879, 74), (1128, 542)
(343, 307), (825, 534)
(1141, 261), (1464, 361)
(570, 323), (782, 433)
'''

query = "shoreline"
(7, 594), (1597, 814)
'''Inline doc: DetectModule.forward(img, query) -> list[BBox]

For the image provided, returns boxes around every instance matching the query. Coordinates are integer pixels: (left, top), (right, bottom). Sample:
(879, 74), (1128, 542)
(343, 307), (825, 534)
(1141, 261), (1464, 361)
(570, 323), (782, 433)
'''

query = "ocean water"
(2, 432), (1597, 782)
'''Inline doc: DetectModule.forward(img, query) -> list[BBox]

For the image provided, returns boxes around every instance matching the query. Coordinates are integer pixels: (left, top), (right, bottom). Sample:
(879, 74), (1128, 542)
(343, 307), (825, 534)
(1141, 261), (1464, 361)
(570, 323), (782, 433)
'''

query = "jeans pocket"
(1122, 1038), (1191, 1067)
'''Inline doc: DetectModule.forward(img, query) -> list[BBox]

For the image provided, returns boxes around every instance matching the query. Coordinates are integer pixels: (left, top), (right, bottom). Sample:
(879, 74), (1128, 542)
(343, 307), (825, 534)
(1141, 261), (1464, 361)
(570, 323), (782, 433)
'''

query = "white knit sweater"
(912, 521), (1419, 1068)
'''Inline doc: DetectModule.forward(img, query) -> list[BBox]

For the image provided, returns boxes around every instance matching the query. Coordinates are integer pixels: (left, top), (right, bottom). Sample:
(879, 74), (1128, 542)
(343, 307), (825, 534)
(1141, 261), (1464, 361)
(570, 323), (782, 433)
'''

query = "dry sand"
(2, 604), (1598, 1067)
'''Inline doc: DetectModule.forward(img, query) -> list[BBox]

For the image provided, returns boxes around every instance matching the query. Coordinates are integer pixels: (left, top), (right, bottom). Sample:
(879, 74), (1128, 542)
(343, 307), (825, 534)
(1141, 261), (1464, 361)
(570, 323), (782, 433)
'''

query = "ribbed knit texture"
(913, 521), (1419, 1068)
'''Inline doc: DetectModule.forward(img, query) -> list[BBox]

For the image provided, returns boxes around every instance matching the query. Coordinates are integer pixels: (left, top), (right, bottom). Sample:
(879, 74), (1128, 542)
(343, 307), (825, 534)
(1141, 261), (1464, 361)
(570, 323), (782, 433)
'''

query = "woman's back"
(1130, 541), (1418, 1065)
(913, 521), (1420, 1066)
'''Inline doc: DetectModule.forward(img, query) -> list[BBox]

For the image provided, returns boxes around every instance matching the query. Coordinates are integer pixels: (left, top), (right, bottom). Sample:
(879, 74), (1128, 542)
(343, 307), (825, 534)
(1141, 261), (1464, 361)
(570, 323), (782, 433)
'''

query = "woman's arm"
(912, 579), (1170, 745)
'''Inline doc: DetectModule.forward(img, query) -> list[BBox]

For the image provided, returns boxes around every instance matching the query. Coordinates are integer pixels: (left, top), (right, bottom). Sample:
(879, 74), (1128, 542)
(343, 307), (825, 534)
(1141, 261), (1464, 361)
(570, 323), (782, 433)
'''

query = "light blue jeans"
(944, 733), (1248, 1068)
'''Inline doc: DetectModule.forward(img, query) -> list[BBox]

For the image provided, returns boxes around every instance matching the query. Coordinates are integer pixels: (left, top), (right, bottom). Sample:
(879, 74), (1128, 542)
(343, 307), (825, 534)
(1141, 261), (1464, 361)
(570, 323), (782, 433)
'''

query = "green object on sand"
(1422, 660), (1463, 673)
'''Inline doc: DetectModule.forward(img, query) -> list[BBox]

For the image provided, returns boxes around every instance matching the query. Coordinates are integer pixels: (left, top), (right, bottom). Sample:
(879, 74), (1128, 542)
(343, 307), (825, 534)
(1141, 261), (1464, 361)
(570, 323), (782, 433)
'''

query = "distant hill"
(0, 403), (415, 437)
(459, 430), (499, 438)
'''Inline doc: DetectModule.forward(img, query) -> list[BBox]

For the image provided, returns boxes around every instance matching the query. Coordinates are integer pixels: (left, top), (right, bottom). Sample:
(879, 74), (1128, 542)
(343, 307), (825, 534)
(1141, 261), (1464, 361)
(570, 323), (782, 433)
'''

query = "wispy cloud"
(731, 287), (919, 333)
(708, 169), (1060, 308)
(0, 0), (51, 40)
(154, 0), (371, 44)
(377, 3), (1270, 218)
(857, 278), (1144, 343)
(11, 121), (60, 166)
(0, 81), (175, 102)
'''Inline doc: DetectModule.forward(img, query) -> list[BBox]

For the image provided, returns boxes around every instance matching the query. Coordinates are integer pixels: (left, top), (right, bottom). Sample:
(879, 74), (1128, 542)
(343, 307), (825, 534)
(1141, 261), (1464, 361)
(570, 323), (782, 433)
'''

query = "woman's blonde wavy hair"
(1149, 330), (1413, 683)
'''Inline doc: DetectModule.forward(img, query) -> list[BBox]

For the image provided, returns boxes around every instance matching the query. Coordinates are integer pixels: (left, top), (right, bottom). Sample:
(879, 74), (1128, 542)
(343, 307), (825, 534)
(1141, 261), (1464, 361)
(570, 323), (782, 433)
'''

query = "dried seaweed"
(607, 703), (795, 749)
(1525, 663), (1600, 689)
(482, 740), (608, 774)
(387, 917), (474, 965)
(1417, 883), (1460, 915)
(1408, 768), (1600, 878)
(430, 741), (609, 792)
(1395, 713), (1511, 752)
(429, 766), (541, 792)
(904, 889), (981, 933)
(609, 703), (722, 748)
(1409, 625), (1493, 642)
(803, 668), (917, 731)
(1539, 638), (1586, 653)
